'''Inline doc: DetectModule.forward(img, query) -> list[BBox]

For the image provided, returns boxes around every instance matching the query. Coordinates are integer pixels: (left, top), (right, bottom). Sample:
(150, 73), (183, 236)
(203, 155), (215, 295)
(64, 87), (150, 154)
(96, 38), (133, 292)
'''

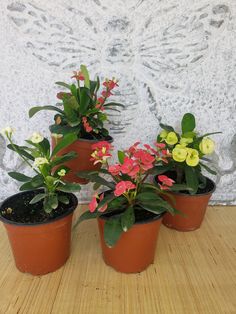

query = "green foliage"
(4, 131), (80, 214)
(29, 65), (122, 139)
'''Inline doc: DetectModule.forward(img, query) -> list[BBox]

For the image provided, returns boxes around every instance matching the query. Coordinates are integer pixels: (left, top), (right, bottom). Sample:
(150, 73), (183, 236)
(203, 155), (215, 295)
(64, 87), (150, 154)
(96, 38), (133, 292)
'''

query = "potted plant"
(154, 113), (220, 231)
(0, 128), (81, 275)
(77, 141), (180, 273)
(29, 65), (123, 184)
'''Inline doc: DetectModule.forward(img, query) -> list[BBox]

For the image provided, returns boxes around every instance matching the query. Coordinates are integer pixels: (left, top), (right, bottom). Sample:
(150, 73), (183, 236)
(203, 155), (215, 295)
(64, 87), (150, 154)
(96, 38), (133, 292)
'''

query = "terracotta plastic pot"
(52, 136), (113, 184)
(0, 190), (78, 275)
(98, 213), (164, 273)
(155, 176), (216, 231)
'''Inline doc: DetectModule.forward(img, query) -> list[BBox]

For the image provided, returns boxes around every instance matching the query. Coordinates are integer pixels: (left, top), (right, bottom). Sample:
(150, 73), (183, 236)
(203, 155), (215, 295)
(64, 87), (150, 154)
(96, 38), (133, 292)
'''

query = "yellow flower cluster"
(160, 130), (215, 167)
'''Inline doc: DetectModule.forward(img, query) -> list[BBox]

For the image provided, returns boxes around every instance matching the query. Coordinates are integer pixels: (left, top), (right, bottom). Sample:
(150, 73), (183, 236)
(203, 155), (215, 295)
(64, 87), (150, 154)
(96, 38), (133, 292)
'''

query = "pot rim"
(0, 189), (78, 227)
(154, 175), (216, 197)
(76, 135), (113, 143)
(98, 210), (165, 225)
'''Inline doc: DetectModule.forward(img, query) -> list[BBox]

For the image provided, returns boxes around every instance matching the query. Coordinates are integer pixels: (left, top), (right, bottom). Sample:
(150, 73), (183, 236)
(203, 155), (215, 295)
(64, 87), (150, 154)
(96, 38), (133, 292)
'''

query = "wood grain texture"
(0, 206), (235, 314)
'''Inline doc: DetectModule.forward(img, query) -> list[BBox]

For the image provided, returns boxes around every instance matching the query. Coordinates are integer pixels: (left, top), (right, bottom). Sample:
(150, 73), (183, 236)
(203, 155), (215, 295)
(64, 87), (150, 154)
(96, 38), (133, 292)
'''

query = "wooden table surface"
(0, 205), (235, 314)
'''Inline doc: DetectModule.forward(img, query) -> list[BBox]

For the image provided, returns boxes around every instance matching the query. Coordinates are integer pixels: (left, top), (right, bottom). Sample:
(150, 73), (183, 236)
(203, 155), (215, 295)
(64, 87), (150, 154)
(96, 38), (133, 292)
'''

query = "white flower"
(1, 127), (14, 136)
(51, 133), (63, 139)
(58, 169), (66, 176)
(30, 132), (44, 144)
(33, 157), (49, 168)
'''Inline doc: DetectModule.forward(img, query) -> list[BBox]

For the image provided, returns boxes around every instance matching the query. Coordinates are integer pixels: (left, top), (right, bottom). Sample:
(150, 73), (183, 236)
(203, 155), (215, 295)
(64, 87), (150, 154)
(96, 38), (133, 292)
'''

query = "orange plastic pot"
(52, 136), (113, 184)
(98, 213), (164, 273)
(0, 191), (78, 275)
(156, 177), (216, 231)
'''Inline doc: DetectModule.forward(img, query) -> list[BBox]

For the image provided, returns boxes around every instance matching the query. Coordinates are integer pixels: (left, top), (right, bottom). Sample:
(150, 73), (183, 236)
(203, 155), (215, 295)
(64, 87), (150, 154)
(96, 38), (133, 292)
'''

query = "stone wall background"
(0, 0), (235, 204)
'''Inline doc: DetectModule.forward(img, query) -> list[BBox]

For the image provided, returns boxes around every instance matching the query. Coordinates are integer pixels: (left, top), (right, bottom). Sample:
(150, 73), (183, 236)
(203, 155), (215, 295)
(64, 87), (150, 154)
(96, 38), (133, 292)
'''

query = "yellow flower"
(159, 129), (168, 139)
(199, 137), (215, 155)
(186, 149), (199, 167)
(1, 127), (14, 136)
(33, 157), (49, 168)
(58, 169), (66, 176)
(172, 146), (188, 162)
(180, 137), (193, 147)
(165, 132), (178, 145)
(30, 132), (44, 144)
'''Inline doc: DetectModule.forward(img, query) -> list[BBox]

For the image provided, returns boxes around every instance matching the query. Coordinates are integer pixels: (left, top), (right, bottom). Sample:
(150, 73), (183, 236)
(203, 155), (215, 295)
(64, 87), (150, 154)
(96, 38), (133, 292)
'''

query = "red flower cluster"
(95, 79), (118, 110)
(82, 117), (93, 133)
(71, 71), (85, 81)
(158, 175), (174, 190)
(90, 141), (113, 165)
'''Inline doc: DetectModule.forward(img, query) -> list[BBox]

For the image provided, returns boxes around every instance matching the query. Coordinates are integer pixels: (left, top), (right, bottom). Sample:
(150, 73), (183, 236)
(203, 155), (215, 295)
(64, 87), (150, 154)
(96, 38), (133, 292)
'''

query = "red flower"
(102, 90), (112, 98)
(98, 193), (108, 212)
(156, 143), (166, 149)
(133, 149), (155, 170)
(88, 193), (107, 213)
(71, 71), (85, 81)
(127, 141), (141, 155)
(158, 175), (175, 190)
(108, 164), (121, 176)
(90, 141), (113, 164)
(120, 157), (140, 178)
(103, 79), (118, 90)
(89, 195), (98, 213)
(82, 117), (93, 133)
(97, 97), (105, 105)
(114, 181), (136, 196)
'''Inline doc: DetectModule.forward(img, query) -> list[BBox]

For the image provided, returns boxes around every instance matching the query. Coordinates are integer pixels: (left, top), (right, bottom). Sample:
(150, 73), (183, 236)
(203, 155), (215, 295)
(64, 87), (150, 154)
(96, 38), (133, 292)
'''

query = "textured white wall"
(0, 0), (235, 203)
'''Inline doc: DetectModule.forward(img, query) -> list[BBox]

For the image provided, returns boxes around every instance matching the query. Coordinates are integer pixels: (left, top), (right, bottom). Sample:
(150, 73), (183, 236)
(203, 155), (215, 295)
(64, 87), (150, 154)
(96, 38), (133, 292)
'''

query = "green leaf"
(160, 123), (174, 132)
(120, 206), (135, 232)
(104, 218), (123, 247)
(55, 81), (71, 89)
(182, 131), (196, 138)
(49, 124), (80, 136)
(63, 97), (80, 126)
(77, 172), (115, 189)
(57, 182), (81, 192)
(52, 133), (78, 156)
(136, 192), (162, 201)
(7, 144), (34, 161)
(29, 106), (64, 118)
(96, 193), (116, 211)
(44, 194), (58, 213)
(80, 88), (90, 114)
(150, 164), (173, 176)
(19, 175), (44, 191)
(184, 165), (199, 194)
(70, 84), (78, 101)
(93, 182), (101, 190)
(51, 152), (77, 168)
(170, 184), (191, 191)
(118, 150), (125, 164)
(139, 200), (171, 215)
(200, 162), (217, 175)
(75, 210), (99, 228)
(38, 138), (50, 156)
(198, 132), (222, 140)
(29, 193), (46, 204)
(8, 171), (32, 182)
(80, 65), (90, 89)
(181, 113), (196, 133)
(58, 195), (69, 204)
